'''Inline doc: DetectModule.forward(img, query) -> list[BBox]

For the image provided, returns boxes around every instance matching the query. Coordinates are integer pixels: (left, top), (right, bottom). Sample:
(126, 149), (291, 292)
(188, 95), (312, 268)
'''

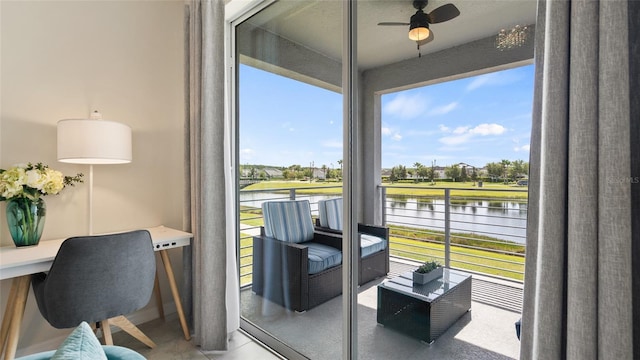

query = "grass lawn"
(390, 236), (524, 281)
(243, 180), (528, 200)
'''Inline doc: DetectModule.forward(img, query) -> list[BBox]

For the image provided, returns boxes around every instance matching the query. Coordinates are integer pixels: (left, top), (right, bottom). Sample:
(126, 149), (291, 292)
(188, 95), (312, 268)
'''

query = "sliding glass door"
(234, 1), (346, 358)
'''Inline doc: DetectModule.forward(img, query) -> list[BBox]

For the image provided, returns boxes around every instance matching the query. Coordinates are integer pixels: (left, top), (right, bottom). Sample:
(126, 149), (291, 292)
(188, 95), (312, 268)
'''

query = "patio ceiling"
(243, 0), (537, 71)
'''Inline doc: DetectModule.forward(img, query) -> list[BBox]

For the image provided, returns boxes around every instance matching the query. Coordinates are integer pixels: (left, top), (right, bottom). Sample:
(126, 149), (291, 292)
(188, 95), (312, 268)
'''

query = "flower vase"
(6, 198), (46, 247)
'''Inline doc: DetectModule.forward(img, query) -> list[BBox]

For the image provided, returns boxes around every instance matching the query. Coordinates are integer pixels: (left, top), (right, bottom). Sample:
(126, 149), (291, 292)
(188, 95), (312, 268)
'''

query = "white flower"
(42, 169), (65, 195)
(0, 163), (82, 201)
(26, 169), (46, 190)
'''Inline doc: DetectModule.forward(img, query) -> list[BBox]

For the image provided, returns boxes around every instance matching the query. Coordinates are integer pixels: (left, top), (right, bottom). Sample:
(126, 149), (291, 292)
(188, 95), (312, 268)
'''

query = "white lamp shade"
(57, 119), (132, 164)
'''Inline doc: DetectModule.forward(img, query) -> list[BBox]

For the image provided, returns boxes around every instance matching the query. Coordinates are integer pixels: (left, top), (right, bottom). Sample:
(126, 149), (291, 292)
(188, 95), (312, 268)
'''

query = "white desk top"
(0, 226), (192, 281)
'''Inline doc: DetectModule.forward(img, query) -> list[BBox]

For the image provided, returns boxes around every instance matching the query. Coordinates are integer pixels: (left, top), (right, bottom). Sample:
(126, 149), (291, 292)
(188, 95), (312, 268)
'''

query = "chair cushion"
(262, 200), (315, 243)
(360, 234), (387, 258)
(322, 198), (343, 231)
(51, 322), (107, 360)
(305, 242), (343, 274)
(317, 199), (329, 227)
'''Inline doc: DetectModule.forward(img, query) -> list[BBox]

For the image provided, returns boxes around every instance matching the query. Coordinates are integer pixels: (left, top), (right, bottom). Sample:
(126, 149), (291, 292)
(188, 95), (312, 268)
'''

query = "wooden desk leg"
(2, 276), (31, 360)
(0, 276), (20, 357)
(159, 250), (191, 341)
(153, 269), (165, 320)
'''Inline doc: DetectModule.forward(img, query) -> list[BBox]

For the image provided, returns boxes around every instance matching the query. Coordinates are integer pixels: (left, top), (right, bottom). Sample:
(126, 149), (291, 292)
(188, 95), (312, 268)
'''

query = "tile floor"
(112, 315), (282, 360)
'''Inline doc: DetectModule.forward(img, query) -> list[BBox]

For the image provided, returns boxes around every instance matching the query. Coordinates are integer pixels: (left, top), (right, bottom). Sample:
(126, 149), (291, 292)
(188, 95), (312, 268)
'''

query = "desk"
(0, 226), (192, 360)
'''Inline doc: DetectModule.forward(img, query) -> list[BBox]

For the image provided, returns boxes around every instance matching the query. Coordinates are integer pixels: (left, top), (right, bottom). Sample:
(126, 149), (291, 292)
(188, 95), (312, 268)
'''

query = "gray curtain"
(521, 0), (639, 358)
(184, 0), (228, 350)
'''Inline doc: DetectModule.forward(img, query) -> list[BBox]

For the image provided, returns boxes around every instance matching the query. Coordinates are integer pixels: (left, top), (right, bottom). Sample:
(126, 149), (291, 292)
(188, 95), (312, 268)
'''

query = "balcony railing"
(238, 183), (527, 286)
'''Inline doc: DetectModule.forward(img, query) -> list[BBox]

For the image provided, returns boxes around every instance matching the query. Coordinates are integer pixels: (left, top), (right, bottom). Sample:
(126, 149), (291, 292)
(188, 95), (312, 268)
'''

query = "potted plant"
(413, 260), (443, 284)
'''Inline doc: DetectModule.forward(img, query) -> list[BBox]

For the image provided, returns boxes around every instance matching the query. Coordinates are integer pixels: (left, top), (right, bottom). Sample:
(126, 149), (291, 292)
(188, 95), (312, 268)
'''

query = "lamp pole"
(310, 161), (314, 183)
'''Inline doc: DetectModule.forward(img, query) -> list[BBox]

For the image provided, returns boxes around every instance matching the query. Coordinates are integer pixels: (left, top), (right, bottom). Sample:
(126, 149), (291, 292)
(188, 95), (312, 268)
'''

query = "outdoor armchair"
(316, 197), (390, 285)
(252, 200), (343, 312)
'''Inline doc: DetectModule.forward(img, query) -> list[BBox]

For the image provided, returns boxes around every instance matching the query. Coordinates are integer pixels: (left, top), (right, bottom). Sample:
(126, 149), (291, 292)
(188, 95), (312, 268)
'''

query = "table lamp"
(57, 111), (132, 234)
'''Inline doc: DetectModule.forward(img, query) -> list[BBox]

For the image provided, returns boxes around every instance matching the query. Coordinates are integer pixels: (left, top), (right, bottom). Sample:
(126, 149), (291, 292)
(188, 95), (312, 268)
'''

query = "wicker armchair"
(252, 200), (343, 312)
(316, 198), (390, 285)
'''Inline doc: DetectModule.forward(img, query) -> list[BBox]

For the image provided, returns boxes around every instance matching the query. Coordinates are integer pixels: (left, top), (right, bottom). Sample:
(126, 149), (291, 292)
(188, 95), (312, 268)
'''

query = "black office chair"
(31, 230), (157, 348)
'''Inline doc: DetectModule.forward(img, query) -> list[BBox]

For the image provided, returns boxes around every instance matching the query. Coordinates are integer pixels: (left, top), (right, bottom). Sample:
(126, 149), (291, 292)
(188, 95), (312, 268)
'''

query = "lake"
(239, 192), (527, 244)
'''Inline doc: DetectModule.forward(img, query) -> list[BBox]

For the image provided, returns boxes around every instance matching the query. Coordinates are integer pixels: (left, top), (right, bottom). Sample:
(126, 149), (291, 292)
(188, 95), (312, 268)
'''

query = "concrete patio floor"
(240, 258), (523, 359)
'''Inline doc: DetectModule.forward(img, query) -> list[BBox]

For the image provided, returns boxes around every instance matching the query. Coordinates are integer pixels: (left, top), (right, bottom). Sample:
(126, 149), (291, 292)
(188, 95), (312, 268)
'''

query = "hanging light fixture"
(408, 10), (430, 41)
(495, 25), (530, 51)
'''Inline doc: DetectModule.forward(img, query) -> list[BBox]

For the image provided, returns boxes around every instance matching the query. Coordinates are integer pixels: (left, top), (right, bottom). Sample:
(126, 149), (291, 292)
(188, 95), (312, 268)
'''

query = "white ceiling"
(245, 0), (537, 71)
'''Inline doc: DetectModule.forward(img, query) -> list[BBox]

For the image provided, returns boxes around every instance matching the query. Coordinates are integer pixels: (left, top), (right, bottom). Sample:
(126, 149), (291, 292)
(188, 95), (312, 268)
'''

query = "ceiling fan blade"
(427, 4), (460, 24)
(378, 22), (410, 26)
(417, 30), (434, 45)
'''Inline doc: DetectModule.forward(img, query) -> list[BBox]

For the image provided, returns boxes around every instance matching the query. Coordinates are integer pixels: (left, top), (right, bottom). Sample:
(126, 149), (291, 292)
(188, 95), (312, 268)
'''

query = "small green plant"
(416, 260), (440, 273)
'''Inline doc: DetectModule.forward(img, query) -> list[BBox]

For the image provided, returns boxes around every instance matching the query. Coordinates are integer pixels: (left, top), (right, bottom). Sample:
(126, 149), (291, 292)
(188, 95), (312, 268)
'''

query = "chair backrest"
(32, 230), (155, 328)
(318, 197), (343, 231)
(262, 200), (315, 243)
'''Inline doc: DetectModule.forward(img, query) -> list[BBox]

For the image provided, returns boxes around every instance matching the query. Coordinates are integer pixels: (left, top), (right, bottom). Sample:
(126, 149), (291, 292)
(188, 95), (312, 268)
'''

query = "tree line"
(241, 158), (528, 183)
(388, 160), (529, 183)
(241, 160), (343, 181)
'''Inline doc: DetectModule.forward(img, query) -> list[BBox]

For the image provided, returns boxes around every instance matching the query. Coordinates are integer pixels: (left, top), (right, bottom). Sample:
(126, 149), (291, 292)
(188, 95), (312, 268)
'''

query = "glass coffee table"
(377, 268), (472, 344)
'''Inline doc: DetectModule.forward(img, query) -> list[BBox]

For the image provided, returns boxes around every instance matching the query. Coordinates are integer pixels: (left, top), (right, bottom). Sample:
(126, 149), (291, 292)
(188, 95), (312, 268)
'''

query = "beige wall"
(1, 0), (185, 354)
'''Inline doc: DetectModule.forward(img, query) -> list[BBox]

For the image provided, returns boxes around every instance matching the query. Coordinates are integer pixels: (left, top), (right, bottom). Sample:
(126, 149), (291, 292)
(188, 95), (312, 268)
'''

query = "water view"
(239, 191), (527, 244)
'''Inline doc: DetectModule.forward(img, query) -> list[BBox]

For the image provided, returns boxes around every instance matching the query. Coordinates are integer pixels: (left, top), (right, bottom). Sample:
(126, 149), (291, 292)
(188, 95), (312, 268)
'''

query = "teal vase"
(6, 197), (46, 247)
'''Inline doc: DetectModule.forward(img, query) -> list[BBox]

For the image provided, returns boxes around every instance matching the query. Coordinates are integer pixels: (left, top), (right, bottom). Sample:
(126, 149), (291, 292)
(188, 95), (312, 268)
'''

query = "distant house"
(263, 168), (284, 179)
(311, 168), (326, 180)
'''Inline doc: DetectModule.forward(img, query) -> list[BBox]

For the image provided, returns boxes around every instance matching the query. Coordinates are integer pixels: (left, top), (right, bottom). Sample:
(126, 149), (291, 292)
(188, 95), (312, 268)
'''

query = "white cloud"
(465, 72), (517, 92)
(452, 126), (469, 135)
(428, 102), (459, 116)
(438, 123), (507, 146)
(240, 148), (254, 160)
(382, 124), (403, 141)
(469, 123), (506, 135)
(383, 93), (427, 119)
(439, 124), (450, 132)
(514, 144), (530, 152)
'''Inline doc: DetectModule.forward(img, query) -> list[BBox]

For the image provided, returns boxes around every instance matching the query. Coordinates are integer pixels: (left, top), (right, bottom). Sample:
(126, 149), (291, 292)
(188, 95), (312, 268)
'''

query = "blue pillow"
(51, 322), (107, 360)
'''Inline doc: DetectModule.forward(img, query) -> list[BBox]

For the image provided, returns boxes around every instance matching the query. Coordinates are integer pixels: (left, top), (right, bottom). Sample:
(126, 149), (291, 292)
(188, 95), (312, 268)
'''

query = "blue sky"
(240, 64), (534, 169)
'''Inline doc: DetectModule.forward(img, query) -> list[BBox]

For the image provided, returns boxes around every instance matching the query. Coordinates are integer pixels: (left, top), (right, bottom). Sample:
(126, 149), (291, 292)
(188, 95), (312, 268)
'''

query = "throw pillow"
(51, 322), (107, 360)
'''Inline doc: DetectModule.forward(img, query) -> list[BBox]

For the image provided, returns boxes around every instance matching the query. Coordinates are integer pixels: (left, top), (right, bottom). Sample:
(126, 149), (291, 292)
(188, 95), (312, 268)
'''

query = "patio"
(240, 258), (523, 360)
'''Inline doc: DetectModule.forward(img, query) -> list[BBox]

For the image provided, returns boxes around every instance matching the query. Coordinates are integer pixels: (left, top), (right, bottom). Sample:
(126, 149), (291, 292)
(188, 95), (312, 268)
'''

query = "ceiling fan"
(378, 0), (460, 55)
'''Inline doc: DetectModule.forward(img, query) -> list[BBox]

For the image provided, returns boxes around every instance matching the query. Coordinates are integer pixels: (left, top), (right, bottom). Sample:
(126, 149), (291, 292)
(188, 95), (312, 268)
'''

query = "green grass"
(242, 180), (528, 200)
(383, 182), (528, 201)
(389, 225), (525, 254)
(389, 235), (524, 281)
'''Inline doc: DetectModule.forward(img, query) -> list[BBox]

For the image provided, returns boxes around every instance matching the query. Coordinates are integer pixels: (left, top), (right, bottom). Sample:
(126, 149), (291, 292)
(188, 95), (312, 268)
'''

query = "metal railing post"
(381, 187), (387, 226)
(444, 188), (451, 268)
(289, 189), (296, 200)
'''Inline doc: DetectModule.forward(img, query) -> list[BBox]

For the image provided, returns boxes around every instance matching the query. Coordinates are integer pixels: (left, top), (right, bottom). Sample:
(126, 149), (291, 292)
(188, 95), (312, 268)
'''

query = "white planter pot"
(413, 267), (443, 284)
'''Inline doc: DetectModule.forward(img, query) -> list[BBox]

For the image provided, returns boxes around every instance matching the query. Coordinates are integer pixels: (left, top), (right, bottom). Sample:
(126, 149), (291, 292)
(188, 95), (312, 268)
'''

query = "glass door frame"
(227, 0), (360, 358)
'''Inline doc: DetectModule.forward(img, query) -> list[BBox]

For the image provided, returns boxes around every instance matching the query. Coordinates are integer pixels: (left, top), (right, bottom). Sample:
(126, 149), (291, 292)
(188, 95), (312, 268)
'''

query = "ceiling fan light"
(409, 11), (430, 41)
(409, 26), (430, 41)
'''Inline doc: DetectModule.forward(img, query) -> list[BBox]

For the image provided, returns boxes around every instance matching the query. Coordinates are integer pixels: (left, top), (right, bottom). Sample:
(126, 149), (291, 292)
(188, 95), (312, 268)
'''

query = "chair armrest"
(312, 230), (343, 250)
(358, 223), (389, 240)
(252, 233), (310, 311)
